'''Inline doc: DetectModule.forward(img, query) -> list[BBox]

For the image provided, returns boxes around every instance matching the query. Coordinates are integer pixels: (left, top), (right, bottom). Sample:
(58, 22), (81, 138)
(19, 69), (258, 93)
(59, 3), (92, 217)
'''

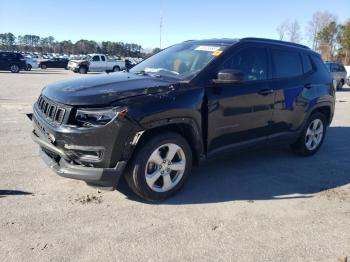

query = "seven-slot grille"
(36, 95), (66, 124)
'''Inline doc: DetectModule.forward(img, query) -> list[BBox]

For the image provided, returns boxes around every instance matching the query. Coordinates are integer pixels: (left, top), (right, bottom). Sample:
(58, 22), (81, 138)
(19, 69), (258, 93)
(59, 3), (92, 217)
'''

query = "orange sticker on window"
(212, 50), (223, 56)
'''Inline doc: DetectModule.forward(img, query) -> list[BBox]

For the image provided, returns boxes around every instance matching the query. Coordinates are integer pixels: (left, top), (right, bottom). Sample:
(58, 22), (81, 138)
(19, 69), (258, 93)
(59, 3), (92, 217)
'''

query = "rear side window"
(331, 64), (339, 72)
(220, 47), (268, 81)
(311, 55), (329, 76)
(101, 56), (106, 61)
(301, 53), (313, 74)
(339, 65), (346, 72)
(271, 49), (303, 78)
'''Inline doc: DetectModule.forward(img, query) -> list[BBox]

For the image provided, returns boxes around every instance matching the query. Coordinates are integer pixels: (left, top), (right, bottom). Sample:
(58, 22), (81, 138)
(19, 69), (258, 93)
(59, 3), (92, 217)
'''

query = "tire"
(79, 66), (87, 74)
(112, 66), (120, 72)
(26, 64), (32, 71)
(290, 112), (327, 156)
(10, 64), (20, 73)
(338, 79), (345, 90)
(41, 64), (47, 69)
(125, 132), (192, 201)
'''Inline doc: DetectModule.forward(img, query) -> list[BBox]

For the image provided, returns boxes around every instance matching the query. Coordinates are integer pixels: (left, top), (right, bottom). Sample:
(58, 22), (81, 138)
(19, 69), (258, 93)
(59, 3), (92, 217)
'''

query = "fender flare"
(124, 117), (205, 164)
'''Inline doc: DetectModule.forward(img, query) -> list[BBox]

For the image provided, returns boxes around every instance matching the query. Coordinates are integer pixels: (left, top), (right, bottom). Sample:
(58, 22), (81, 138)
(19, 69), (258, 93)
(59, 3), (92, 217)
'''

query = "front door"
(206, 45), (275, 154)
(89, 55), (101, 71)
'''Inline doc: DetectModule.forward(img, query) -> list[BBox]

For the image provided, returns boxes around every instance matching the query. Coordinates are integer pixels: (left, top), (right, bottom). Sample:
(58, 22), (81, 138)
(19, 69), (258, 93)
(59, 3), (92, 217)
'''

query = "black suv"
(0, 52), (27, 73)
(30, 38), (335, 201)
(38, 58), (69, 69)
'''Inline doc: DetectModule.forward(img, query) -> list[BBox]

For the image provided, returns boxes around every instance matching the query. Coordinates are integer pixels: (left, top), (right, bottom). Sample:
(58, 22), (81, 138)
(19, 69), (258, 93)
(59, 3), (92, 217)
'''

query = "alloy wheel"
(305, 118), (324, 151)
(145, 143), (186, 193)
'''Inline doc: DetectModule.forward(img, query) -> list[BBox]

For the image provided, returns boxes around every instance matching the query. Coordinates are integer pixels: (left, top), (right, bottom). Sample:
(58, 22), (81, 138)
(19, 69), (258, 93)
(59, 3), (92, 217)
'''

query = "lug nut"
(163, 160), (166, 163)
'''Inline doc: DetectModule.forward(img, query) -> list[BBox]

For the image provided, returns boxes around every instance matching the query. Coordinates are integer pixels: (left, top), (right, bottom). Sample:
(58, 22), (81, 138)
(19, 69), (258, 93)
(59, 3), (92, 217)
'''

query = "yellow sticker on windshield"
(212, 50), (223, 56)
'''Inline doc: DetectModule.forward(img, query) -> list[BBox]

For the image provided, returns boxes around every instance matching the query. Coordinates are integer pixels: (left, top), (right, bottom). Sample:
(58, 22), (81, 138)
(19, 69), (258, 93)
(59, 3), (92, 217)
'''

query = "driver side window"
(92, 56), (100, 62)
(221, 47), (268, 81)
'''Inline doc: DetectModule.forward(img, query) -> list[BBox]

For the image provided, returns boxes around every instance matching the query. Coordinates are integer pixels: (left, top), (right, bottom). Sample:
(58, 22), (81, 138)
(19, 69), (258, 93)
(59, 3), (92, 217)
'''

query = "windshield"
(130, 42), (226, 80)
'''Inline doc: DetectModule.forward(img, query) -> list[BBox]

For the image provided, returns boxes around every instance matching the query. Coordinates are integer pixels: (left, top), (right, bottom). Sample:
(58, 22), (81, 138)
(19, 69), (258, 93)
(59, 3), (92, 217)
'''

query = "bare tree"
(288, 20), (302, 43)
(306, 11), (337, 50)
(277, 19), (302, 43)
(276, 19), (290, 40)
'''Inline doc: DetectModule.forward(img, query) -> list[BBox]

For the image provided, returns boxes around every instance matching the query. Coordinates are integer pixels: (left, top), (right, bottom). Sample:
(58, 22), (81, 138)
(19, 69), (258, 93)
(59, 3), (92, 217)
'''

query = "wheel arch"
(308, 103), (333, 126)
(133, 118), (204, 166)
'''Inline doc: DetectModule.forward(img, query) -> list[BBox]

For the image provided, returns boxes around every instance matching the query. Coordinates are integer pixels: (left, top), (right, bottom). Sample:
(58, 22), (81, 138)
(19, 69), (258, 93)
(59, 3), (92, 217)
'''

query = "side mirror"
(213, 69), (244, 84)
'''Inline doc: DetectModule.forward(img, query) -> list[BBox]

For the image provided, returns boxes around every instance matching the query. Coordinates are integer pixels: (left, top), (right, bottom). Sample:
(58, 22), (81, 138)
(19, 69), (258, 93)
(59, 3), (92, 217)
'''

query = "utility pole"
(160, 1), (163, 49)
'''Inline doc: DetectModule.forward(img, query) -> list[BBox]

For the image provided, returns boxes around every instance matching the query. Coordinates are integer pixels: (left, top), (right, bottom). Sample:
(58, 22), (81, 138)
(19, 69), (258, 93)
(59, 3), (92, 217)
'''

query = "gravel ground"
(0, 69), (349, 262)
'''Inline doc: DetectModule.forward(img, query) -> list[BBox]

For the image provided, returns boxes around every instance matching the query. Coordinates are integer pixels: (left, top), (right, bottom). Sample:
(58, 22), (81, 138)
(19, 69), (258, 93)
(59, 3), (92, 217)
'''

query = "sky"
(0, 0), (349, 49)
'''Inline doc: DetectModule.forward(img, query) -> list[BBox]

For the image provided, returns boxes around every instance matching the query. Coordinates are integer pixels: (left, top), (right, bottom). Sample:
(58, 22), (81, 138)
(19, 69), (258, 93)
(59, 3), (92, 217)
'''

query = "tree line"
(277, 11), (350, 65)
(0, 33), (144, 57)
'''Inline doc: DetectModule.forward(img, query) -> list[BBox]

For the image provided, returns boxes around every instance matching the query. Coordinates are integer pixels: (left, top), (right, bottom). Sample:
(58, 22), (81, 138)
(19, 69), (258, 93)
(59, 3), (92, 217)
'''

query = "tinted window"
(101, 56), (106, 61)
(221, 47), (268, 81)
(331, 64), (339, 72)
(311, 55), (329, 76)
(0, 53), (8, 60)
(271, 49), (303, 78)
(92, 56), (100, 61)
(339, 65), (346, 72)
(325, 63), (331, 72)
(301, 53), (313, 74)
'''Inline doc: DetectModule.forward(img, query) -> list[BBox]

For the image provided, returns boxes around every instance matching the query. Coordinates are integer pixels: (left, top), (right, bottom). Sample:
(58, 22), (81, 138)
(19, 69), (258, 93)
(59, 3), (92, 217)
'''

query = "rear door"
(267, 47), (309, 140)
(0, 53), (8, 69)
(100, 55), (107, 70)
(206, 44), (275, 154)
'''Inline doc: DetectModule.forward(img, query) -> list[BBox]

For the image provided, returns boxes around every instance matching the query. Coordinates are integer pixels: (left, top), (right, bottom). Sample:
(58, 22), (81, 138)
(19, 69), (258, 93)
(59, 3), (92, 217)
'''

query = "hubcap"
(305, 119), (324, 151)
(145, 143), (186, 193)
(11, 65), (19, 72)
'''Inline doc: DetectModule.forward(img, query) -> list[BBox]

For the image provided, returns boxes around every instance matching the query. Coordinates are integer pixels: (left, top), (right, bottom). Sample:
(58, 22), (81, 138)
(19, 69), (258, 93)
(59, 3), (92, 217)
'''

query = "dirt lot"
(0, 69), (349, 262)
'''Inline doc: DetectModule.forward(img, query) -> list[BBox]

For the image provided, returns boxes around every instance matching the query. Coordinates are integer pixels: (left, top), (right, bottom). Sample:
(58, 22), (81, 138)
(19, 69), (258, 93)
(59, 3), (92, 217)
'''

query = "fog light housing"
(64, 145), (104, 162)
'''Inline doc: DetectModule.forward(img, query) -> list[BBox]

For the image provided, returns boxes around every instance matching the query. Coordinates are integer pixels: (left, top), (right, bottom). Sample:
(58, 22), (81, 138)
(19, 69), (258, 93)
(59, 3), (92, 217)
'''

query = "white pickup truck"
(68, 54), (126, 74)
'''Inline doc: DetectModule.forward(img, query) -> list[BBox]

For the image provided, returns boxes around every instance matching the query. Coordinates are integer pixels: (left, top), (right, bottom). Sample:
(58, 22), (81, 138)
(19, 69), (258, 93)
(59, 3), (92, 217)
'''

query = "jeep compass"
(30, 38), (335, 201)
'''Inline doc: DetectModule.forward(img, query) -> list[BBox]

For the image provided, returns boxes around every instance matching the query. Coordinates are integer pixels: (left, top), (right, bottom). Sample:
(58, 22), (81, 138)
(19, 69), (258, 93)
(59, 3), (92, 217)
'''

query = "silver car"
(325, 62), (347, 90)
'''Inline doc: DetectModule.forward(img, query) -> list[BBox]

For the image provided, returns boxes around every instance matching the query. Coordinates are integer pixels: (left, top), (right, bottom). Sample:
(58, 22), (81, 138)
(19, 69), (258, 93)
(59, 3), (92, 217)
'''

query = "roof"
(185, 37), (312, 51)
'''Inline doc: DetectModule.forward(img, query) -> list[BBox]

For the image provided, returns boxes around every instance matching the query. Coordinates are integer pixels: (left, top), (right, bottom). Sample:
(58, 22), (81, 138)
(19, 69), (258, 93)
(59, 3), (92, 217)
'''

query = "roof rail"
(240, 37), (310, 50)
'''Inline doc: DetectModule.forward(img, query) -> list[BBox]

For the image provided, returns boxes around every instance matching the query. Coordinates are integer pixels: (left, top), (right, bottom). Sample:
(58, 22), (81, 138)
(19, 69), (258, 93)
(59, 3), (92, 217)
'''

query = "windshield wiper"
(134, 70), (161, 77)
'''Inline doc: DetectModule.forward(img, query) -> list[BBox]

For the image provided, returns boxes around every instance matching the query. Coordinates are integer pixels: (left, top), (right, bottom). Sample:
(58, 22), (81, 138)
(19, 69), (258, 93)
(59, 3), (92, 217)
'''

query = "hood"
(42, 72), (178, 106)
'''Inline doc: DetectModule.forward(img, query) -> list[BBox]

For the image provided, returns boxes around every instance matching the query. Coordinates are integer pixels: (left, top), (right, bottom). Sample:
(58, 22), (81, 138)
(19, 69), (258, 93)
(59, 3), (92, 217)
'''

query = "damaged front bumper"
(31, 130), (126, 187)
(28, 101), (137, 188)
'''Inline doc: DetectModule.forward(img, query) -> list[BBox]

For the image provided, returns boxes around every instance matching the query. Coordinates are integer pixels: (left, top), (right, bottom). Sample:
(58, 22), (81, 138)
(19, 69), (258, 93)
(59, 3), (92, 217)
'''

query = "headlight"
(75, 107), (126, 127)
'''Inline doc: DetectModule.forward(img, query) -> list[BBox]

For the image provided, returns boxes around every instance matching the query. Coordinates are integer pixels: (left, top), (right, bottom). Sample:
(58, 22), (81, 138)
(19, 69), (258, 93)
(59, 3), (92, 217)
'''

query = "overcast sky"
(0, 0), (349, 49)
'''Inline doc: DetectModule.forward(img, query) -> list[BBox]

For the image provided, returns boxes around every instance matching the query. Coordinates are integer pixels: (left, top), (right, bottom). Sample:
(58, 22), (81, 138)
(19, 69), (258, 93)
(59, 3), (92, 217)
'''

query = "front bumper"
(32, 130), (126, 187)
(29, 101), (137, 187)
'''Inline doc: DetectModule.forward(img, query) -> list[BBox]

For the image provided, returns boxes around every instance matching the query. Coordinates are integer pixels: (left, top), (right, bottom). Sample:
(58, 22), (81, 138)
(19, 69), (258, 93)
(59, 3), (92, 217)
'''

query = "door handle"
(304, 83), (312, 89)
(258, 89), (274, 96)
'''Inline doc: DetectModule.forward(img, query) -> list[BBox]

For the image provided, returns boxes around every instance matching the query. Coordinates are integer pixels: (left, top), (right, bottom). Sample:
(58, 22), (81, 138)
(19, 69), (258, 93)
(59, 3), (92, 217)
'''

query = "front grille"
(36, 95), (68, 124)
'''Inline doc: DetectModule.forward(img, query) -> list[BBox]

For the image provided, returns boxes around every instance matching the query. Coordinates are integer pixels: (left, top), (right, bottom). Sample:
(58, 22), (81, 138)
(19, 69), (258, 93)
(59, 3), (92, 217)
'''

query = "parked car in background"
(30, 38), (335, 201)
(38, 58), (69, 69)
(67, 54), (126, 74)
(0, 52), (27, 73)
(325, 61), (347, 90)
(25, 56), (38, 71)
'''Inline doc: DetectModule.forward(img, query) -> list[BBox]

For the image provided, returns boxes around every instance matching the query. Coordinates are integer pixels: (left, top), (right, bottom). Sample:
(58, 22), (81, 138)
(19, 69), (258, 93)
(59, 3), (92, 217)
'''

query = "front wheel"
(79, 66), (87, 74)
(41, 64), (47, 69)
(290, 112), (327, 156)
(10, 64), (20, 73)
(125, 132), (192, 201)
(26, 64), (32, 71)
